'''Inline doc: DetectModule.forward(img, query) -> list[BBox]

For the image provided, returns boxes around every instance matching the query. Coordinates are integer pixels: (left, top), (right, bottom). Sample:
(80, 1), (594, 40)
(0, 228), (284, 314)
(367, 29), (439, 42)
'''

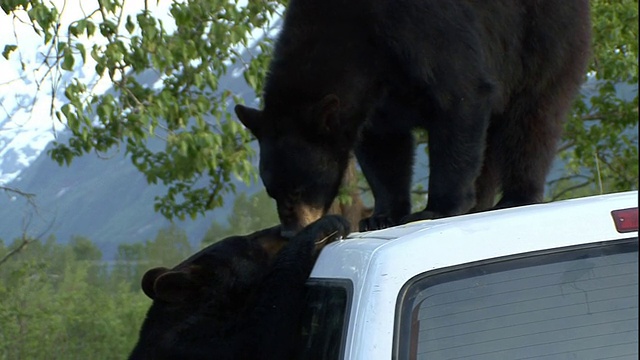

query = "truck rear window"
(294, 279), (352, 360)
(396, 238), (639, 360)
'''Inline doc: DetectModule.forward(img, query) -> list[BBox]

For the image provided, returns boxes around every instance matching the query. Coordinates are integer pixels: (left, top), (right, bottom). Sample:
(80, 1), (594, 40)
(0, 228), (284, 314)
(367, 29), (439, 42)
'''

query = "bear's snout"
(278, 203), (326, 238)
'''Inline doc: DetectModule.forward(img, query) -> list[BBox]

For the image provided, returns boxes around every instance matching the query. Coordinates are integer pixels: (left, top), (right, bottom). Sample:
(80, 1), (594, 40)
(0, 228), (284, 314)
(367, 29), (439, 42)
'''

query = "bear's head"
(130, 217), (350, 360)
(140, 226), (286, 322)
(130, 226), (287, 359)
(235, 95), (352, 237)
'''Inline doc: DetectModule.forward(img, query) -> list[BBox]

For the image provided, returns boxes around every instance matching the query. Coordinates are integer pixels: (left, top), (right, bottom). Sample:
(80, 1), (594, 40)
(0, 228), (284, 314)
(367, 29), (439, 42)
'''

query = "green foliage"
(70, 235), (103, 261)
(111, 225), (194, 291)
(1, 44), (17, 59)
(202, 190), (278, 245)
(0, 224), (195, 359)
(3, 0), (285, 220)
(0, 236), (150, 359)
(141, 225), (193, 267)
(554, 0), (638, 199)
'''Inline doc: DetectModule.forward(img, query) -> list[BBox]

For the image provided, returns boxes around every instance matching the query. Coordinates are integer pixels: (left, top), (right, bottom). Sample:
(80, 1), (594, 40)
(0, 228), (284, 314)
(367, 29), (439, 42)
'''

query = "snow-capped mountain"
(0, 63), (85, 185)
(0, 125), (51, 185)
(1, 2), (105, 185)
(0, 53), (62, 185)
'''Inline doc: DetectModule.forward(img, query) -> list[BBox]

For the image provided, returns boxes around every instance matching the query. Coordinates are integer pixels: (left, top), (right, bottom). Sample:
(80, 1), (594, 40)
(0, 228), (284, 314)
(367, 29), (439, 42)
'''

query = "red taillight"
(611, 207), (639, 233)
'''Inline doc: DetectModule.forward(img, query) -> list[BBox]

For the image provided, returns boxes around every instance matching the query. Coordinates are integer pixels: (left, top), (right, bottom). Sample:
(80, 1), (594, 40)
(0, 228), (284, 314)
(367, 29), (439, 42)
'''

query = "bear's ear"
(141, 267), (170, 300)
(235, 104), (264, 138)
(314, 94), (341, 135)
(152, 266), (203, 303)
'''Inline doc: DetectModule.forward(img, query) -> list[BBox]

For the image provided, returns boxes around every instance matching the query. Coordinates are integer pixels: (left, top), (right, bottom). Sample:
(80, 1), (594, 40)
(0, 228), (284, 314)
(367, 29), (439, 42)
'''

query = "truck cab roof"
(313, 190), (637, 281)
(307, 190), (638, 359)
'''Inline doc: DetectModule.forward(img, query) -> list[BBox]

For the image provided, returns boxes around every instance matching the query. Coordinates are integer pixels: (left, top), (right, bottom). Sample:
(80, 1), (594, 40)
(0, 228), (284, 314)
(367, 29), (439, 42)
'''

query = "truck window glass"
(396, 239), (639, 360)
(295, 279), (352, 360)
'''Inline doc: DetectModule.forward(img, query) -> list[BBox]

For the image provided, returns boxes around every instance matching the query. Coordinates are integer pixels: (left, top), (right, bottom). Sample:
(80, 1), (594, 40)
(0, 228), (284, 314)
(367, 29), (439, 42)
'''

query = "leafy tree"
(111, 224), (193, 290)
(70, 235), (103, 261)
(2, 0), (284, 220)
(0, 234), (73, 281)
(144, 224), (193, 267)
(0, 236), (149, 359)
(551, 0), (638, 200)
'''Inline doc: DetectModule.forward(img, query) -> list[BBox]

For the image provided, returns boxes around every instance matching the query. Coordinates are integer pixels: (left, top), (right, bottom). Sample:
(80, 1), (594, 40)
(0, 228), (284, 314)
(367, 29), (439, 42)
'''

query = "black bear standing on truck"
(235, 0), (592, 235)
(128, 215), (350, 360)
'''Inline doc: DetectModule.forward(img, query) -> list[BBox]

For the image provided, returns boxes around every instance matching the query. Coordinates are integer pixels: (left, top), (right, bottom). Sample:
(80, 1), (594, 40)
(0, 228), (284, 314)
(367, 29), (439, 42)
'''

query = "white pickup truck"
(296, 191), (639, 360)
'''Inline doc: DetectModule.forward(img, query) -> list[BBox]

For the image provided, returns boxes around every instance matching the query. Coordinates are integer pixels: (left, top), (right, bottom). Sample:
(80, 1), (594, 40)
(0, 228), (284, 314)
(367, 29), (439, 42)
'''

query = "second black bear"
(128, 215), (350, 360)
(235, 0), (592, 234)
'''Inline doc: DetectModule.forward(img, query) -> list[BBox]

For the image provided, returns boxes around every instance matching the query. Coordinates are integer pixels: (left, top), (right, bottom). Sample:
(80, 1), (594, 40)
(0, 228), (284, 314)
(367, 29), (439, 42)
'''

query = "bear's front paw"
(310, 215), (351, 249)
(400, 210), (443, 224)
(359, 214), (398, 232)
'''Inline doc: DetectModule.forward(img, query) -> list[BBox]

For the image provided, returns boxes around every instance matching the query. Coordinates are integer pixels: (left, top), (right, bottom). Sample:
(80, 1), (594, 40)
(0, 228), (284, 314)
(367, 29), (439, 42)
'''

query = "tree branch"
(0, 209), (55, 267)
(0, 235), (32, 267)
(1, 185), (36, 205)
(550, 181), (592, 201)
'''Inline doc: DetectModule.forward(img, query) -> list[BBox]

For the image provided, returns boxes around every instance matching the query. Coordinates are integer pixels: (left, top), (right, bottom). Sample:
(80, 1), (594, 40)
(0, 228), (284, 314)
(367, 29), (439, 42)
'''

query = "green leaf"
(75, 43), (86, 63)
(2, 44), (17, 59)
(125, 15), (135, 34)
(61, 49), (75, 70)
(86, 21), (96, 36)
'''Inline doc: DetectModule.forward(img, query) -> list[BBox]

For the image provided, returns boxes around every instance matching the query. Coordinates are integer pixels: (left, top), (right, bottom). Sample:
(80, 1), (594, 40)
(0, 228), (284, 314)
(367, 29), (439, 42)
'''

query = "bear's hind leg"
(403, 100), (491, 224)
(493, 91), (572, 210)
(494, 0), (590, 210)
(470, 124), (504, 212)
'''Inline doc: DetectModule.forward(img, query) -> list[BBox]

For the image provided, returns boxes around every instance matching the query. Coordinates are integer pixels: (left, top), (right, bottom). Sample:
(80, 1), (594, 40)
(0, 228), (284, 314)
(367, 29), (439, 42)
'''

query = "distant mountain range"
(0, 135), (261, 259)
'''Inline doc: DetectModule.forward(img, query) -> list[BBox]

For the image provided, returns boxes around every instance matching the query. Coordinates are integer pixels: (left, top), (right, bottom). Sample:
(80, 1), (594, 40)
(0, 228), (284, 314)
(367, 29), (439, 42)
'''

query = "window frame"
(296, 278), (354, 360)
(393, 237), (639, 360)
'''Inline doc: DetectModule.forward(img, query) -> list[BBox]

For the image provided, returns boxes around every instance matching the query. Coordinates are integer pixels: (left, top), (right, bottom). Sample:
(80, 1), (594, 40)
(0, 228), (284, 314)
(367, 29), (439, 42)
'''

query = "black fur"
(128, 215), (350, 360)
(235, 0), (592, 233)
